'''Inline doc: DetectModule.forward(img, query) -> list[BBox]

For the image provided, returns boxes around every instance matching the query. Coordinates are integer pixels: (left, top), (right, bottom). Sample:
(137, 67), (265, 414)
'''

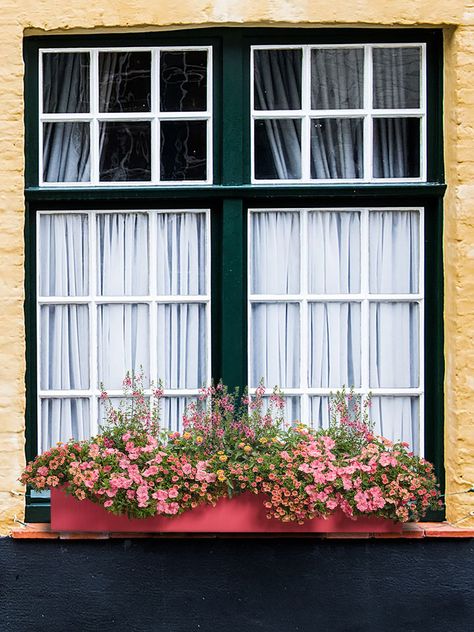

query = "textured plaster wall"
(1, 0), (474, 533)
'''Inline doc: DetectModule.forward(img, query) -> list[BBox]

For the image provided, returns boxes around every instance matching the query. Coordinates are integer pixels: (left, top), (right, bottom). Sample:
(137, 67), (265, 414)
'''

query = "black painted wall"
(1, 538), (473, 632)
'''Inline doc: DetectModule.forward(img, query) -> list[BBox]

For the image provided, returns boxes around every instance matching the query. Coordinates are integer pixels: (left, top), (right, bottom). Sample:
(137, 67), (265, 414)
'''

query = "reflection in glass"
(311, 48), (364, 110)
(43, 52), (90, 113)
(99, 51), (151, 113)
(373, 47), (421, 109)
(373, 118), (420, 178)
(99, 121), (151, 181)
(160, 50), (207, 112)
(254, 49), (302, 110)
(43, 122), (90, 182)
(254, 119), (301, 179)
(311, 118), (363, 179)
(160, 120), (207, 181)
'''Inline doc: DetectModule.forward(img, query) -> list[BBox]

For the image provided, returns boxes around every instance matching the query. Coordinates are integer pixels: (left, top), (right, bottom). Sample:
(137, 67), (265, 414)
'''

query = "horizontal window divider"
(247, 388), (423, 396)
(25, 183), (447, 201)
(249, 294), (423, 302)
(38, 295), (210, 304)
(39, 389), (203, 398)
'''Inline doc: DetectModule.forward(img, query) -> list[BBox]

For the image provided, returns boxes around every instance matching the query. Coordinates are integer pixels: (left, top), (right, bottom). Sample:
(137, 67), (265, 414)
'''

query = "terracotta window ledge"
(9, 522), (474, 540)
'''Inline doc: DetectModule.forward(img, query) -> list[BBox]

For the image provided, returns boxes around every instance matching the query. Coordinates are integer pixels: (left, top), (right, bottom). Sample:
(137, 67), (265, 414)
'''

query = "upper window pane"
(42, 52), (90, 113)
(99, 51), (151, 113)
(160, 50), (208, 112)
(373, 47), (421, 109)
(251, 44), (425, 183)
(311, 48), (364, 110)
(254, 49), (302, 110)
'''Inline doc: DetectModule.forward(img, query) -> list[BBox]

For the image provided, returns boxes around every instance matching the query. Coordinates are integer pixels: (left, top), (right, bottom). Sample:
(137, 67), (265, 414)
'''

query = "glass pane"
(251, 211), (300, 294)
(373, 47), (421, 109)
(309, 397), (331, 429)
(254, 49), (302, 110)
(308, 302), (361, 388)
(42, 52), (90, 113)
(160, 120), (207, 181)
(370, 397), (420, 454)
(261, 396), (301, 425)
(157, 303), (207, 389)
(99, 397), (150, 427)
(156, 213), (207, 295)
(99, 51), (151, 113)
(97, 213), (149, 296)
(162, 397), (200, 433)
(311, 118), (363, 179)
(39, 214), (89, 296)
(308, 211), (360, 294)
(43, 122), (90, 182)
(254, 119), (301, 180)
(99, 121), (151, 182)
(160, 50), (207, 112)
(369, 211), (420, 293)
(251, 303), (300, 388)
(373, 117), (420, 178)
(97, 304), (149, 389)
(40, 398), (90, 452)
(311, 48), (364, 110)
(40, 305), (89, 390)
(370, 302), (419, 388)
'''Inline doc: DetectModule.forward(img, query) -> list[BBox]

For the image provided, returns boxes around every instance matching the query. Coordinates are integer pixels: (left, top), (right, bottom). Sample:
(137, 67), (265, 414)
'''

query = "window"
(24, 29), (444, 520)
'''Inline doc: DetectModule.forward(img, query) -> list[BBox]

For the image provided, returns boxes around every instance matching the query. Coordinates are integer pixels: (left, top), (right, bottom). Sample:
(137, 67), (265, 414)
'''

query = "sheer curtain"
(254, 47), (420, 180)
(251, 208), (421, 449)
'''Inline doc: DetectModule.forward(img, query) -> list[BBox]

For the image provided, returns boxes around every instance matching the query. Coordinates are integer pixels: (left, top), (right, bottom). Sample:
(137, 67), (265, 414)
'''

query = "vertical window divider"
(300, 207), (309, 423)
(301, 47), (311, 182)
(363, 45), (373, 181)
(205, 208), (213, 388)
(360, 208), (370, 404)
(419, 207), (425, 456)
(90, 50), (99, 185)
(90, 210), (99, 435)
(151, 50), (160, 183)
(149, 210), (158, 413)
(35, 212), (42, 453)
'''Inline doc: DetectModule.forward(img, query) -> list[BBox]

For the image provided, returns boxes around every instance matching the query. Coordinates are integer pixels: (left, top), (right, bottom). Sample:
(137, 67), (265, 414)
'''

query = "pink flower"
(168, 488), (179, 499)
(37, 466), (49, 476)
(104, 500), (113, 508)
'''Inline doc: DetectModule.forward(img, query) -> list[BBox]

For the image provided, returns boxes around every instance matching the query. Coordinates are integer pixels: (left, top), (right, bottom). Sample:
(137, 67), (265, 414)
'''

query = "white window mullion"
(90, 211), (99, 434)
(205, 209), (212, 386)
(300, 208), (309, 424)
(149, 211), (158, 403)
(151, 49), (160, 184)
(36, 214), (42, 453)
(418, 208), (425, 456)
(360, 208), (370, 400)
(363, 45), (373, 182)
(301, 47), (311, 183)
(90, 50), (99, 185)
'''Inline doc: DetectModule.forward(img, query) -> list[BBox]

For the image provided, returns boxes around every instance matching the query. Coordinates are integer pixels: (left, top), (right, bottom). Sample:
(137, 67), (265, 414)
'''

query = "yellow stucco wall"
(1, 0), (474, 533)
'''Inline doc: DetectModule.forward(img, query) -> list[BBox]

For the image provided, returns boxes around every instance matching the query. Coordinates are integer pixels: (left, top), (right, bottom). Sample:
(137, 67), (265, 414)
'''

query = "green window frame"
(23, 28), (445, 521)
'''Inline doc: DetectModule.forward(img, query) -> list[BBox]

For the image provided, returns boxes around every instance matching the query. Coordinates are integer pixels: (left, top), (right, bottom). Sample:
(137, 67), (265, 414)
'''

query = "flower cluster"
(21, 379), (442, 523)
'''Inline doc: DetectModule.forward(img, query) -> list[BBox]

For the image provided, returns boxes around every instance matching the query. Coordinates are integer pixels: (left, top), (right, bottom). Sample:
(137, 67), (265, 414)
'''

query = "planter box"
(51, 488), (403, 533)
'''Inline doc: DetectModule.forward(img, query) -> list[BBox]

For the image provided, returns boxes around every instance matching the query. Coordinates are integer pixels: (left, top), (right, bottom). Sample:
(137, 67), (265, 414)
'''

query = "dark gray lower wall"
(0, 538), (473, 632)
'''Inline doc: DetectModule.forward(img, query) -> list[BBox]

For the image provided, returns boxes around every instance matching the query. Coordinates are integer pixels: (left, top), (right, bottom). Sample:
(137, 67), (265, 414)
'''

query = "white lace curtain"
(251, 209), (420, 450)
(39, 212), (207, 450)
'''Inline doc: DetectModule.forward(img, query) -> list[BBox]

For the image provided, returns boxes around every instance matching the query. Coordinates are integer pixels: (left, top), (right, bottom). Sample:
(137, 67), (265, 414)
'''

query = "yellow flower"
(217, 450), (224, 455)
(238, 442), (245, 449)
(183, 431), (191, 440)
(259, 437), (268, 444)
(196, 436), (203, 444)
(216, 469), (226, 482)
(243, 445), (252, 454)
(219, 454), (228, 462)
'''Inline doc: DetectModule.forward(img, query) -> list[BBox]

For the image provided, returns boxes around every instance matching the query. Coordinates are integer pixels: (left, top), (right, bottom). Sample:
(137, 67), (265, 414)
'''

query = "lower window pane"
(162, 397), (199, 432)
(309, 396), (331, 429)
(254, 119), (301, 180)
(99, 121), (151, 181)
(40, 398), (90, 452)
(308, 302), (361, 388)
(370, 302), (419, 388)
(97, 304), (150, 389)
(261, 396), (301, 425)
(160, 120), (207, 181)
(157, 303), (207, 389)
(251, 303), (300, 388)
(370, 396), (420, 453)
(373, 118), (420, 178)
(310, 118), (363, 179)
(40, 305), (90, 390)
(43, 122), (90, 182)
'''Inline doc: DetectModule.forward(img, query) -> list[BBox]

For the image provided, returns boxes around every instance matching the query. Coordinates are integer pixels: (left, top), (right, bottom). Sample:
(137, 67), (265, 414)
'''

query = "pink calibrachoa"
(20, 378), (442, 523)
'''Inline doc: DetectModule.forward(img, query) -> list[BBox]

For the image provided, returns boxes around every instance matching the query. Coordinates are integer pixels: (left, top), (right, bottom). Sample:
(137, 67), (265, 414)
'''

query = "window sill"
(10, 522), (474, 540)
